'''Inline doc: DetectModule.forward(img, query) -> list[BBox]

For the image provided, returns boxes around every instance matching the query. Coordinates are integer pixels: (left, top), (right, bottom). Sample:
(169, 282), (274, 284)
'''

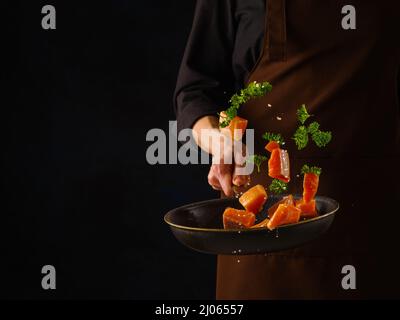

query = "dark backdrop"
(4, 1), (218, 299)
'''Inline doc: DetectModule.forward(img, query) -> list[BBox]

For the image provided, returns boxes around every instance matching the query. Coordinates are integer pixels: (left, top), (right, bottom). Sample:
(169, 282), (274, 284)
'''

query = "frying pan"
(164, 195), (339, 255)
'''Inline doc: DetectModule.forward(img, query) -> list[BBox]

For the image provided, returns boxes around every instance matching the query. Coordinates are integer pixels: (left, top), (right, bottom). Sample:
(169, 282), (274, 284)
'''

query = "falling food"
(219, 81), (272, 128)
(238, 184), (268, 214)
(223, 208), (256, 229)
(216, 84), (332, 232)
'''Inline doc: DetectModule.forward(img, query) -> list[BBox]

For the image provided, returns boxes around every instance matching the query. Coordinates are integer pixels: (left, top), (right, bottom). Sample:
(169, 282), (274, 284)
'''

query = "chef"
(174, 0), (400, 299)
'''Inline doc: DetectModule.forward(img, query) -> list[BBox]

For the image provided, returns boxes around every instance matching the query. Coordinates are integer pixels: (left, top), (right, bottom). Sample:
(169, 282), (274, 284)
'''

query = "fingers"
(211, 185), (222, 191)
(232, 174), (249, 186)
(208, 169), (222, 190)
(232, 163), (250, 186)
(219, 171), (233, 197)
(207, 139), (249, 197)
(232, 140), (248, 166)
(232, 141), (250, 186)
(208, 164), (234, 197)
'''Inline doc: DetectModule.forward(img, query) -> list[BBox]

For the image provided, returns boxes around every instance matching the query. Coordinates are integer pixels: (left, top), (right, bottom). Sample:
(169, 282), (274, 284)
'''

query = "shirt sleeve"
(173, 0), (236, 134)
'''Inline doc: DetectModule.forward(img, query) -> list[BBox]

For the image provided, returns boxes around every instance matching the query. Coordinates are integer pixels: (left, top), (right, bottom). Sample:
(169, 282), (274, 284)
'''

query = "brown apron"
(217, 0), (400, 299)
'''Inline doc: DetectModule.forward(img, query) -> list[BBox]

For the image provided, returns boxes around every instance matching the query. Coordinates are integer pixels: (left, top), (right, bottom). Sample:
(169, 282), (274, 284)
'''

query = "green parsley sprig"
(246, 155), (268, 173)
(293, 126), (308, 150)
(297, 104), (312, 125)
(269, 179), (288, 194)
(311, 130), (332, 147)
(301, 164), (322, 176)
(307, 121), (320, 134)
(219, 81), (272, 128)
(307, 121), (331, 147)
(262, 132), (285, 145)
(292, 105), (332, 149)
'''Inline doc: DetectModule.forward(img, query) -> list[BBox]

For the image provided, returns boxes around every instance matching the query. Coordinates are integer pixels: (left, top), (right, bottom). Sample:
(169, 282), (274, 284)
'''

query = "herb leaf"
(307, 121), (320, 134)
(301, 164), (322, 176)
(269, 179), (288, 194)
(262, 132), (285, 145)
(219, 108), (238, 128)
(220, 81), (272, 128)
(311, 130), (332, 148)
(292, 126), (309, 150)
(247, 155), (268, 173)
(297, 104), (312, 125)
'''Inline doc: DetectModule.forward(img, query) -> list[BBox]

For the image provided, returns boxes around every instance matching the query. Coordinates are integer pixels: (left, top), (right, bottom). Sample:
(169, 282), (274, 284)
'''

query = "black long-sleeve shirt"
(173, 0), (265, 133)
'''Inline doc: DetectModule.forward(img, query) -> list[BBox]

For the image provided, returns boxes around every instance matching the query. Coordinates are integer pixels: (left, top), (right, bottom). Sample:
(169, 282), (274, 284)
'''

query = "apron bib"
(217, 0), (400, 299)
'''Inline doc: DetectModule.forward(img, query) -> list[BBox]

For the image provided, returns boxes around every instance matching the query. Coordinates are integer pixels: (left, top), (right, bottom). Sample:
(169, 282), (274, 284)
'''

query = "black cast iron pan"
(164, 195), (339, 255)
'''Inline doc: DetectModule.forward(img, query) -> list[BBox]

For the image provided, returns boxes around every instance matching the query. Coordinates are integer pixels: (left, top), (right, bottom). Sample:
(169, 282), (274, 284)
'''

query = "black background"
(4, 1), (219, 299)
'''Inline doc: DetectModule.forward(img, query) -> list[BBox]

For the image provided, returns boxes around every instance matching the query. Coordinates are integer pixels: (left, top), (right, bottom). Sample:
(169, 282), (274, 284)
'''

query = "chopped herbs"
(262, 132), (285, 145)
(293, 126), (309, 150)
(297, 104), (312, 125)
(269, 179), (288, 194)
(220, 81), (272, 128)
(247, 155), (268, 173)
(301, 164), (322, 176)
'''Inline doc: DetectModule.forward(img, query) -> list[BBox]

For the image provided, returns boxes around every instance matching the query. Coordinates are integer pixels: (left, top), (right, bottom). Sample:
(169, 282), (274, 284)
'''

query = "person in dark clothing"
(174, 0), (400, 299)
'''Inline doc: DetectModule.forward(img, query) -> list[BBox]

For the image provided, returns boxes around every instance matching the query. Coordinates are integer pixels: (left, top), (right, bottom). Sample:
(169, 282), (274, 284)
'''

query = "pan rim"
(164, 195), (339, 233)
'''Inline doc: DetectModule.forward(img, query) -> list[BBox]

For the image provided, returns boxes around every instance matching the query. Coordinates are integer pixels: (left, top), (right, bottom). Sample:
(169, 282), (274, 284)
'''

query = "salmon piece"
(251, 217), (270, 229)
(296, 199), (318, 218)
(268, 148), (290, 183)
(229, 116), (248, 141)
(265, 141), (280, 152)
(223, 207), (256, 229)
(267, 204), (301, 230)
(303, 173), (319, 203)
(239, 184), (268, 214)
(267, 194), (295, 218)
(219, 113), (248, 141)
